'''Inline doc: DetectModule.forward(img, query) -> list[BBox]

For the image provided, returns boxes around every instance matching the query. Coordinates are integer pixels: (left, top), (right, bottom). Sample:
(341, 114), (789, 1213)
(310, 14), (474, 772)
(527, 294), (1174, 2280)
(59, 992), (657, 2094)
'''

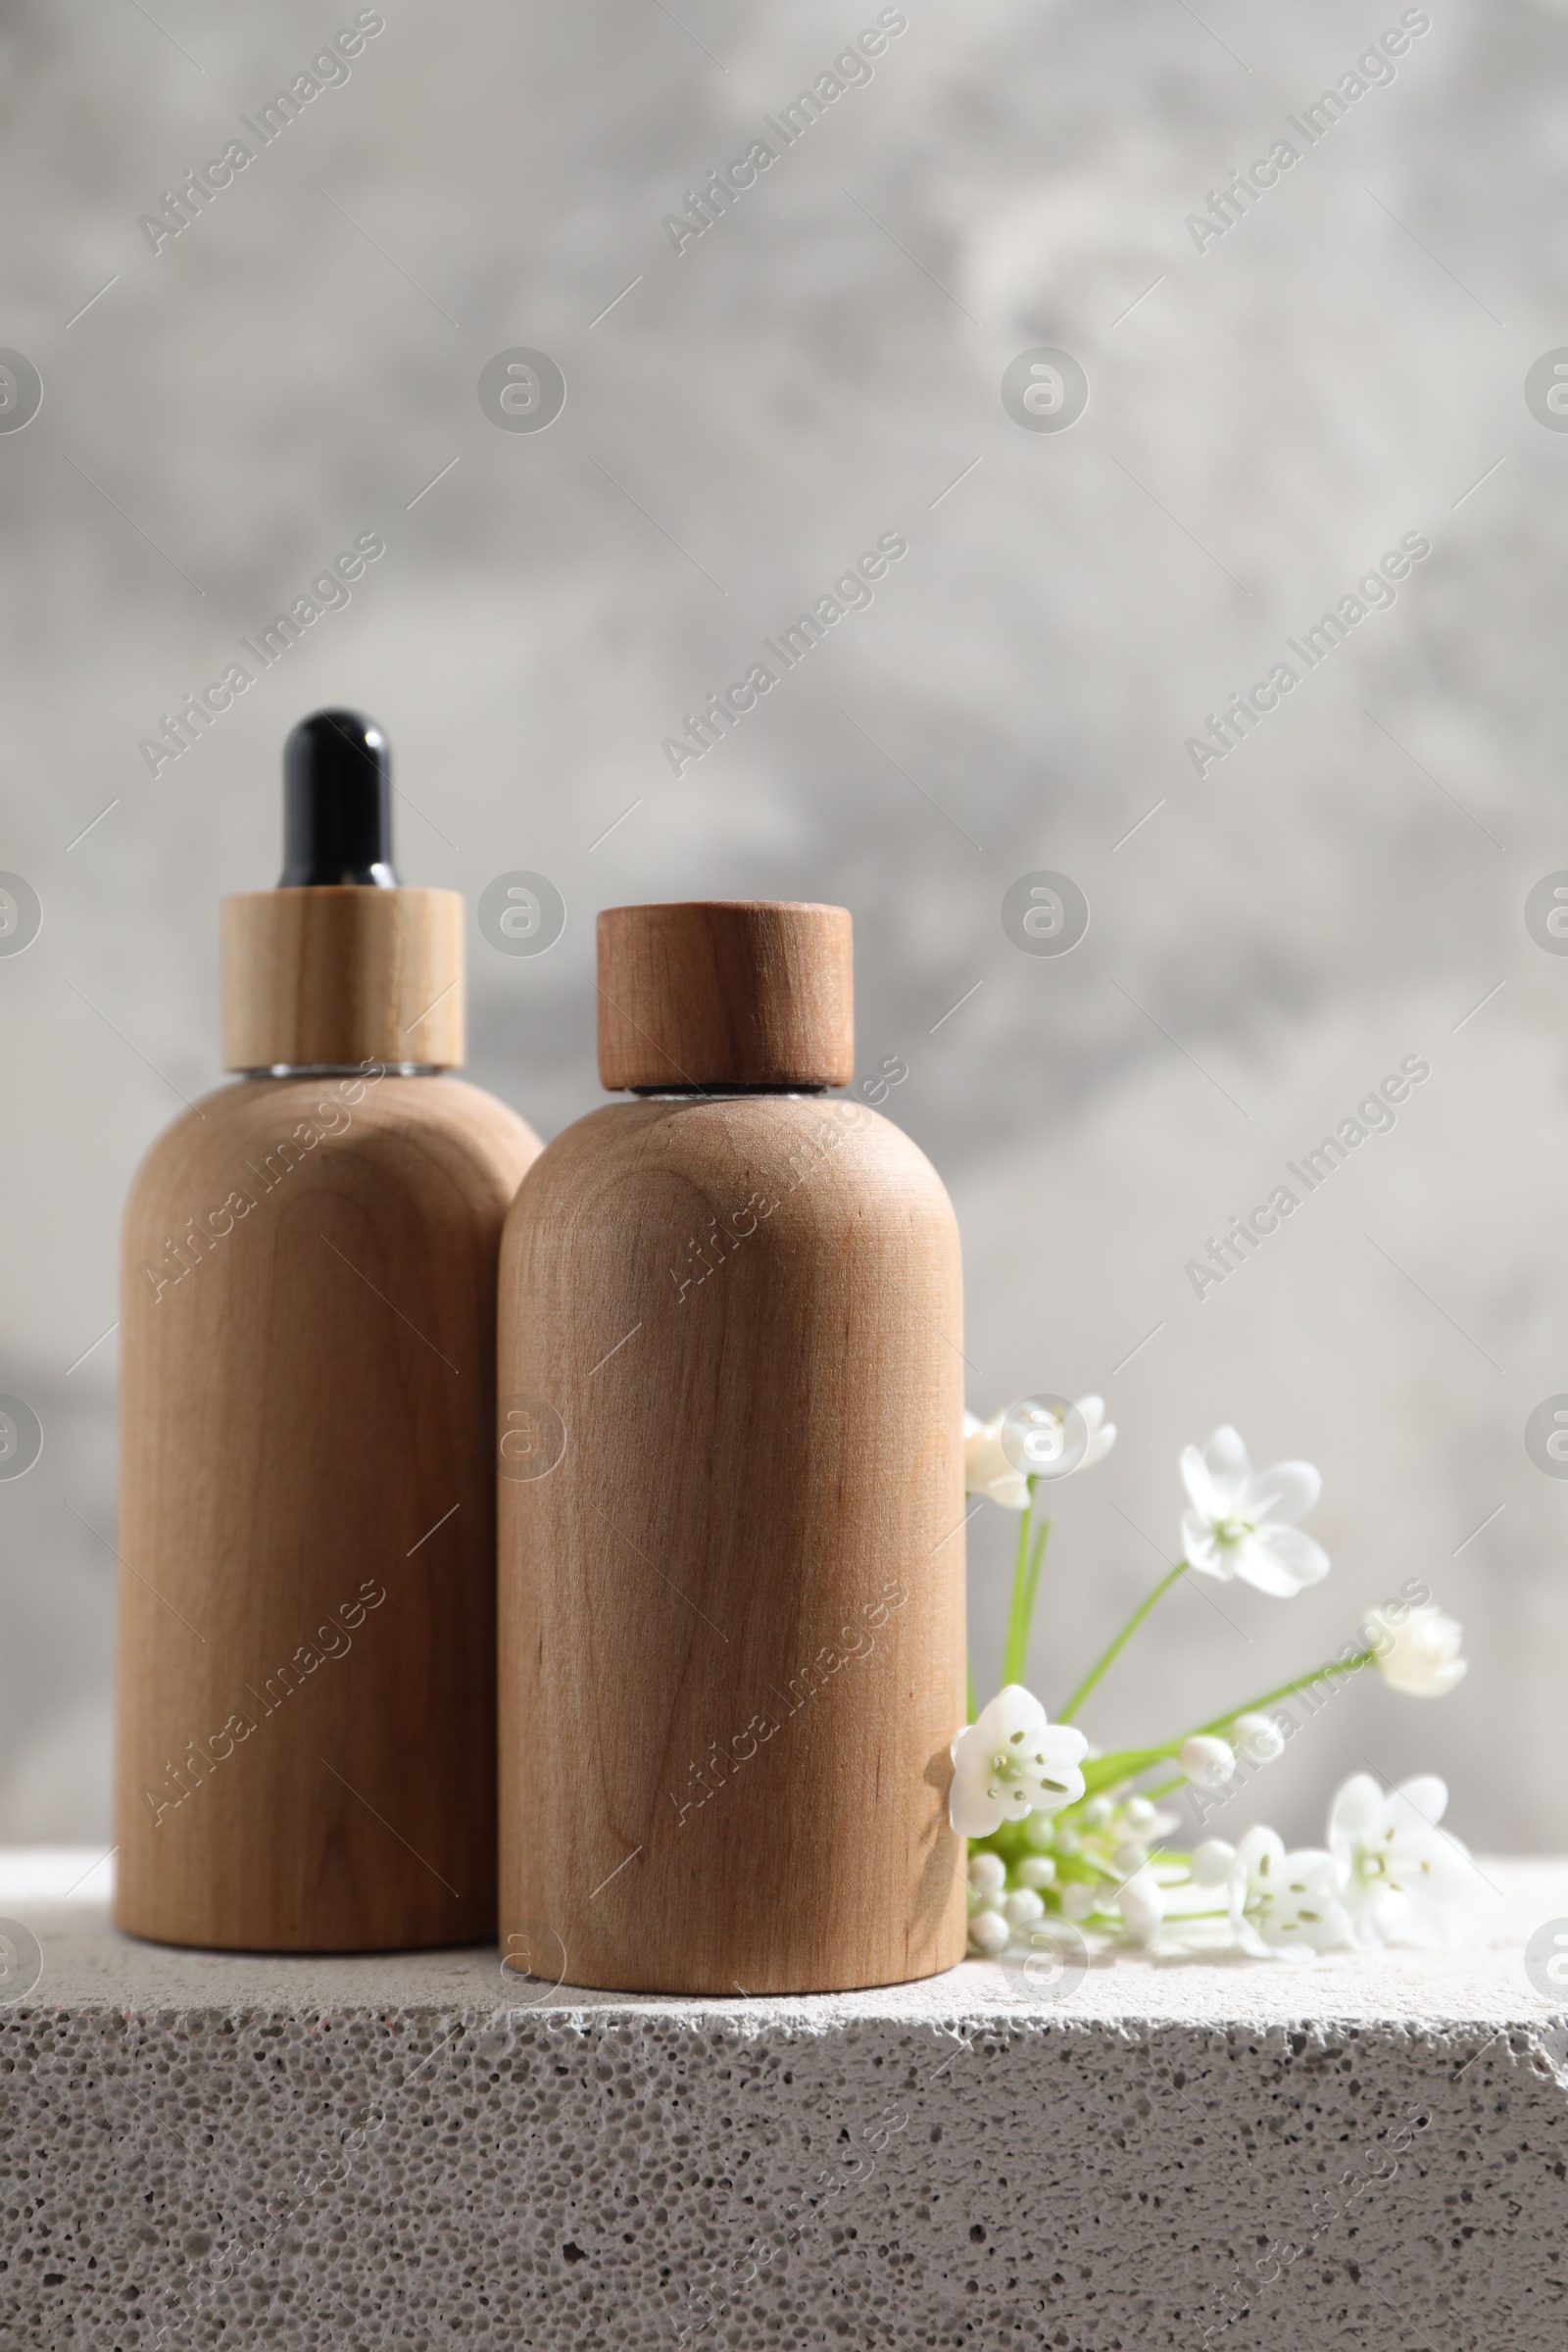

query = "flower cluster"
(954, 1416), (1472, 1962)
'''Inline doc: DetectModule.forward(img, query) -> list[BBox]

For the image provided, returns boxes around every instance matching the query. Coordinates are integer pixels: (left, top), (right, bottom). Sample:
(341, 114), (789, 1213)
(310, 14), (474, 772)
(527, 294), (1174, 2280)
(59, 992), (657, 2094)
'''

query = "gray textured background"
(0, 0), (1562, 1856)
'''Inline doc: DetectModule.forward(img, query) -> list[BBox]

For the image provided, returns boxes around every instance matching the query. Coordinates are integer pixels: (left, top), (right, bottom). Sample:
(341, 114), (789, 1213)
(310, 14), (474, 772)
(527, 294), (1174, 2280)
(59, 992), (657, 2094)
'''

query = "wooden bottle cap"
(220, 887), (465, 1071)
(598, 901), (854, 1090)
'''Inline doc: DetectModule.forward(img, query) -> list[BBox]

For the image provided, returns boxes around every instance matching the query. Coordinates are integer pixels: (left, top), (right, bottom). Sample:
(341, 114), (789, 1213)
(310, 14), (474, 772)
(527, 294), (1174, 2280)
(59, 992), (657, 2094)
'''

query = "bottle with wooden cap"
(497, 900), (966, 1993)
(115, 710), (540, 1951)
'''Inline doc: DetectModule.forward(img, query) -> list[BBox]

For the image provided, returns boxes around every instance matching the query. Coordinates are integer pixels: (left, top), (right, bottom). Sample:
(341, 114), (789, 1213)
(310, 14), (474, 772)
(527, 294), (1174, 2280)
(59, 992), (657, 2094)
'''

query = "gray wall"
(0, 0), (1563, 1854)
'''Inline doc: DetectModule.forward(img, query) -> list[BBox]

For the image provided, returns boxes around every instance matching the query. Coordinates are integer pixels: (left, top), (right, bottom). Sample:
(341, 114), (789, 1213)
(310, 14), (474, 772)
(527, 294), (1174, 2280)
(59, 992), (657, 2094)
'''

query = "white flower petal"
(1234, 1824), (1285, 1875)
(974, 1685), (1049, 1745)
(1180, 1443), (1219, 1516)
(1392, 1774), (1448, 1830)
(1224, 1534), (1304, 1597)
(1200, 1425), (1251, 1509)
(1239, 1523), (1330, 1595)
(1073, 1396), (1117, 1472)
(1242, 1459), (1321, 1526)
(949, 1776), (1004, 1838)
(1328, 1772), (1385, 1846)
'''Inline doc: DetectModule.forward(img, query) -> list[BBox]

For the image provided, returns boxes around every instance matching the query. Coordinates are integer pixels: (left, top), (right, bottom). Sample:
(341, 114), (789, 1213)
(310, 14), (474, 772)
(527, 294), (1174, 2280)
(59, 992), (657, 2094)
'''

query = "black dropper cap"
(279, 709), (398, 887)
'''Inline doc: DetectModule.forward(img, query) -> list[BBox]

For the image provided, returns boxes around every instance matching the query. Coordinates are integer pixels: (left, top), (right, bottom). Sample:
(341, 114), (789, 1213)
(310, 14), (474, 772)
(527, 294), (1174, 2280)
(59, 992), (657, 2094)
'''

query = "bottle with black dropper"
(115, 710), (540, 1952)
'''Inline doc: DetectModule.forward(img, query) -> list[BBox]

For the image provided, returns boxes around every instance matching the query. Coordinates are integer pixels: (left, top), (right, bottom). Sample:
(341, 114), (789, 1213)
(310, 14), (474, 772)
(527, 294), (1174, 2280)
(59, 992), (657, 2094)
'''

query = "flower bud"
(1004, 1887), (1046, 1927)
(1123, 1796), (1156, 1833)
(1112, 1840), (1149, 1876)
(1191, 1838), (1236, 1886)
(1365, 1603), (1467, 1697)
(1116, 1866), (1163, 1944)
(1059, 1883), (1095, 1921)
(968, 1909), (1009, 1955)
(1234, 1711), (1284, 1763)
(967, 1851), (1006, 1896)
(1016, 1856), (1055, 1889)
(1180, 1735), (1236, 1789)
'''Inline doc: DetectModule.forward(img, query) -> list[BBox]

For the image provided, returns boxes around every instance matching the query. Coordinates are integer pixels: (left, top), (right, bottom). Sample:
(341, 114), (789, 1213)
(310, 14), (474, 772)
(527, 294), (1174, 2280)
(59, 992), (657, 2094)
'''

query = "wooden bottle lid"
(220, 887), (465, 1071)
(598, 901), (854, 1090)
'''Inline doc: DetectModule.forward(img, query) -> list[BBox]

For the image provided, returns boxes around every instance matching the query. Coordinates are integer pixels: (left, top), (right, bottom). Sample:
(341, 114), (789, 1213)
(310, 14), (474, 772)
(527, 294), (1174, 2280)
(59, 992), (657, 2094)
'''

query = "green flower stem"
(1001, 1483), (1038, 1690)
(1077, 1646), (1378, 1796)
(1079, 1746), (1180, 1796)
(1192, 1648), (1375, 1736)
(1023, 1515), (1051, 1642)
(1057, 1561), (1189, 1725)
(1001, 1492), (1054, 1690)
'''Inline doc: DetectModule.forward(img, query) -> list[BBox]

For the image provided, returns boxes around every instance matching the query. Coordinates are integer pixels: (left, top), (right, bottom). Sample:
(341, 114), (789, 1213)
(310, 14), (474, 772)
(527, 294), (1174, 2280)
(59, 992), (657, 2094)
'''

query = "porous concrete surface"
(2, 1859), (1566, 2350)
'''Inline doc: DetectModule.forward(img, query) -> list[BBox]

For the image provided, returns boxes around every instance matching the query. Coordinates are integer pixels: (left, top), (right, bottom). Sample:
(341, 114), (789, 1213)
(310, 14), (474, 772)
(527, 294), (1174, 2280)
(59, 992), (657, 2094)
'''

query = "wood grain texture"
(115, 1074), (539, 1951)
(498, 1093), (966, 1995)
(220, 888), (464, 1071)
(597, 902), (854, 1090)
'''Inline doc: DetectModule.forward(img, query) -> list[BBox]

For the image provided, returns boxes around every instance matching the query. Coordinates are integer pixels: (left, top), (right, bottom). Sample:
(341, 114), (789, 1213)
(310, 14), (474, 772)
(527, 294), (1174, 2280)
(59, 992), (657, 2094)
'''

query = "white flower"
(1112, 1840), (1149, 1876)
(1179, 1735), (1236, 1788)
(1004, 1887), (1046, 1928)
(1116, 1865), (1164, 1945)
(1228, 1826), (1353, 1956)
(1233, 1711), (1285, 1763)
(1327, 1773), (1472, 1947)
(962, 1395), (1116, 1508)
(1075, 1396), (1117, 1470)
(1016, 1856), (1055, 1889)
(949, 1686), (1088, 1837)
(963, 1410), (1031, 1510)
(1180, 1425), (1329, 1595)
(1366, 1604), (1467, 1698)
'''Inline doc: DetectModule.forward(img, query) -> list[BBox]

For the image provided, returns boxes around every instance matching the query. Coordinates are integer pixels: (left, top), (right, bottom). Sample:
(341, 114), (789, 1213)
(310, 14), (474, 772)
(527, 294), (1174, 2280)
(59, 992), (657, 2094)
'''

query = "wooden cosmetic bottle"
(115, 710), (540, 1951)
(498, 900), (966, 1994)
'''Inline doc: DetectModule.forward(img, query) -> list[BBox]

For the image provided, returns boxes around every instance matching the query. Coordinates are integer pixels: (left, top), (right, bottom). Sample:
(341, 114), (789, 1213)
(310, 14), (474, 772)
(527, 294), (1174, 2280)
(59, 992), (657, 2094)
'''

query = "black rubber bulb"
(279, 709), (398, 886)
